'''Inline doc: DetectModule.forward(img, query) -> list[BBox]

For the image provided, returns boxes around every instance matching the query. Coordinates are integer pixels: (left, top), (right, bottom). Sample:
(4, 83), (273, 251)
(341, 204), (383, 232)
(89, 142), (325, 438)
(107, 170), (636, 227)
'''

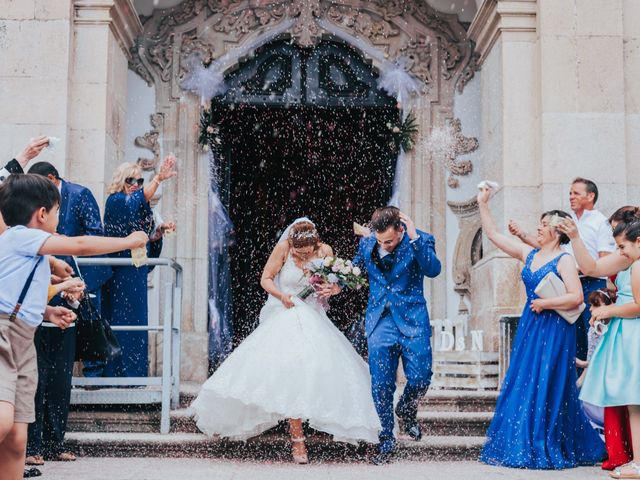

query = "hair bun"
(622, 208), (640, 224)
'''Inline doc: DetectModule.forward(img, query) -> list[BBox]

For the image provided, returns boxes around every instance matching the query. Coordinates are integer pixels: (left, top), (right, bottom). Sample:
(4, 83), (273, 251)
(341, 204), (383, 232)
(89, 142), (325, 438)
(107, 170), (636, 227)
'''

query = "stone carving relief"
(445, 118), (479, 188)
(135, 113), (164, 173)
(147, 34), (174, 83)
(456, 51), (480, 94)
(399, 38), (434, 88)
(325, 4), (399, 46)
(129, 0), (480, 98)
(179, 30), (215, 77)
(129, 40), (154, 86)
(447, 197), (481, 314)
(290, 0), (321, 47)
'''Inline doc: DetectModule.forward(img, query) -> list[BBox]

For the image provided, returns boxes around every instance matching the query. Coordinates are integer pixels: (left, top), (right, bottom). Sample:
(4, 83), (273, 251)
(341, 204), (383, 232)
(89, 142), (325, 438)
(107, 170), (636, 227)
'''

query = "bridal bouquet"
(298, 256), (367, 300)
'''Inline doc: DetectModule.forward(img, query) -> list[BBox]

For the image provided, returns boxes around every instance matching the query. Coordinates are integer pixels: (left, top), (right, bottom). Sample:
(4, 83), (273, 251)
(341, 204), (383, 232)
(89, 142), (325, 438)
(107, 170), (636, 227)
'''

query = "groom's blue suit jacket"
(353, 229), (441, 338)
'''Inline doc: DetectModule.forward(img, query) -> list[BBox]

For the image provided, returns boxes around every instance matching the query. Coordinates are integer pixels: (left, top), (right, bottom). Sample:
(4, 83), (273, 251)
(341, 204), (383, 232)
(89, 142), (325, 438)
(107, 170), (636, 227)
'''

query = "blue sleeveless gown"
(480, 250), (605, 469)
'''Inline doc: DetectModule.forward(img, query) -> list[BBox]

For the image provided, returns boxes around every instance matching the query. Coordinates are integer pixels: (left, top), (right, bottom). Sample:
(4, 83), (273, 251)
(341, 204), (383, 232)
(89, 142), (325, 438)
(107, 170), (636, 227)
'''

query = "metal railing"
(70, 257), (183, 434)
(498, 314), (520, 385)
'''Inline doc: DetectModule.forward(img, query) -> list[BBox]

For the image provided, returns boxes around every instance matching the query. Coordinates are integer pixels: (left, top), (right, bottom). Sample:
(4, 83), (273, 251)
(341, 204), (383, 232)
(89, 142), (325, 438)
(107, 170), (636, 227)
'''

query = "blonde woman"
(98, 156), (176, 378)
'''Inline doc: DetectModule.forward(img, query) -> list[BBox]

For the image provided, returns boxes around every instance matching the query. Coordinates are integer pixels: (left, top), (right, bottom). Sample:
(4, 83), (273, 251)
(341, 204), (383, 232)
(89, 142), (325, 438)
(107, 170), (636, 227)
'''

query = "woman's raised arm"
(477, 188), (531, 262)
(558, 218), (631, 277)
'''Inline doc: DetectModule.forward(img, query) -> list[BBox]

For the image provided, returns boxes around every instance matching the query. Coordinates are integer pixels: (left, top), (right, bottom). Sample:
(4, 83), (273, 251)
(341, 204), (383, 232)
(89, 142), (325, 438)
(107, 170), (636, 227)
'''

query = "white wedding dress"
(191, 253), (380, 444)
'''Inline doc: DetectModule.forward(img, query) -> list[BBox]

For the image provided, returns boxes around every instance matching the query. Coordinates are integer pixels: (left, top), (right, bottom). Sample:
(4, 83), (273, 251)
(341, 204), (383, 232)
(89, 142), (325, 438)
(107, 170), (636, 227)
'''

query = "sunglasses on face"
(125, 177), (144, 187)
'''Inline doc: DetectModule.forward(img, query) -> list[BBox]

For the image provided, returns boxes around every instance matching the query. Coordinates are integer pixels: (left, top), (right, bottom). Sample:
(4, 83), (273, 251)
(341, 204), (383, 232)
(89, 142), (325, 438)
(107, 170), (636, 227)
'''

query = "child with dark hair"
(576, 288), (614, 387)
(0, 174), (148, 479)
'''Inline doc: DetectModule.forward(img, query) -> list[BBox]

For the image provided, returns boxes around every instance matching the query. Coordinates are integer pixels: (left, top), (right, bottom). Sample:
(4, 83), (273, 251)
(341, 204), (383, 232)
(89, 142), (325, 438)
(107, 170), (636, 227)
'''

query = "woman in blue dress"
(559, 208), (640, 479)
(101, 156), (176, 377)
(477, 185), (605, 469)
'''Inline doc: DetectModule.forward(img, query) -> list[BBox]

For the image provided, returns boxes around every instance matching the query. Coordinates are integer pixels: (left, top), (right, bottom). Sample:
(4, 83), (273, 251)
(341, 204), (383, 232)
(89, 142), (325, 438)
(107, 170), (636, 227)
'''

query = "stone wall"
(623, 0), (640, 202)
(0, 1), (73, 174)
(67, 0), (142, 204)
(0, 0), (141, 203)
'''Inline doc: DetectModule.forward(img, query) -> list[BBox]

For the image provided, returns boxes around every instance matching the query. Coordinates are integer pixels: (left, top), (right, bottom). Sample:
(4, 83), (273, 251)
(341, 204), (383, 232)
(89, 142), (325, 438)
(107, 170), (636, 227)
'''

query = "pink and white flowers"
(310, 256), (366, 290)
(298, 256), (367, 300)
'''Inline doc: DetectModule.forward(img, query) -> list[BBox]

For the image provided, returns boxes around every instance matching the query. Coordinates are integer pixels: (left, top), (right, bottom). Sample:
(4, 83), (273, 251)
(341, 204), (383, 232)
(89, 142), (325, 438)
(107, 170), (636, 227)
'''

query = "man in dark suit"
(25, 162), (111, 465)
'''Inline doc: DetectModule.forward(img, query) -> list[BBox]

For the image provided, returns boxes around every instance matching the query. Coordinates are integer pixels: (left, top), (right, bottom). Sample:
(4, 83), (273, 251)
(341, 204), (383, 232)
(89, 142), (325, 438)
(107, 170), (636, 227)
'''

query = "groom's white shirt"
(377, 232), (418, 258)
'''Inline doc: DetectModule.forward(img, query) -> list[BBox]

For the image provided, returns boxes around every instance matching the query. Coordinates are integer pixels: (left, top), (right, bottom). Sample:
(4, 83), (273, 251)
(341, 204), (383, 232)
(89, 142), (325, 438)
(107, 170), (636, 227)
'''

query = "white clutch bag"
(534, 272), (586, 324)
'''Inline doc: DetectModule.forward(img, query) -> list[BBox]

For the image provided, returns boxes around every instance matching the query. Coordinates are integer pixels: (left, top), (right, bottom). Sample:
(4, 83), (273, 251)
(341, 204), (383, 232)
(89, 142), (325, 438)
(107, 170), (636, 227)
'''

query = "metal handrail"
(72, 257), (183, 434)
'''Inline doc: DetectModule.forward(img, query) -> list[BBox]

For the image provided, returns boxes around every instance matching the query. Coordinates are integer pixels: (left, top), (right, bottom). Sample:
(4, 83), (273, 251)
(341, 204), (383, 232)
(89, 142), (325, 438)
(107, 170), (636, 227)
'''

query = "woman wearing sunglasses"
(98, 156), (177, 378)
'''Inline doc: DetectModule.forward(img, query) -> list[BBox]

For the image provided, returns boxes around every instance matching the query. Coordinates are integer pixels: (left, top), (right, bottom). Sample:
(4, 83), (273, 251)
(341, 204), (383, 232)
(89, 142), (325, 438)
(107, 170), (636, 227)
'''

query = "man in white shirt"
(509, 178), (615, 362)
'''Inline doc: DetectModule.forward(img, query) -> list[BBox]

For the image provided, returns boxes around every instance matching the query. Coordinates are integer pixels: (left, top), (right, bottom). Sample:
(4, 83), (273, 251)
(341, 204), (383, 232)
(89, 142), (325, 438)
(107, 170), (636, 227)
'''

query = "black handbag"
(70, 257), (121, 362)
(74, 294), (121, 362)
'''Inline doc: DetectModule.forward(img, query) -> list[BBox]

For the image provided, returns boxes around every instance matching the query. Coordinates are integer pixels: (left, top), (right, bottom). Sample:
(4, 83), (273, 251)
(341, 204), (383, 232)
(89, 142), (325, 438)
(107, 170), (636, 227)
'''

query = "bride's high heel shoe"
(291, 436), (309, 464)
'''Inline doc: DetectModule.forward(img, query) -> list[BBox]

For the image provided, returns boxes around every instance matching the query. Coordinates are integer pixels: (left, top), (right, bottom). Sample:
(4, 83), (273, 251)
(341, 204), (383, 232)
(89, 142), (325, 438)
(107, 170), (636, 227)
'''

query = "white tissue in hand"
(477, 180), (499, 191)
(131, 247), (148, 268)
(547, 214), (563, 228)
(47, 137), (60, 149)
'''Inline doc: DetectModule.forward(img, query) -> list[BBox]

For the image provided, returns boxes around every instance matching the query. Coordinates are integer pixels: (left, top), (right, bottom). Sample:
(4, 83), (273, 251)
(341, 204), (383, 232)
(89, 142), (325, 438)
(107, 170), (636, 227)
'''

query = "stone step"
(65, 431), (486, 462)
(419, 389), (498, 412)
(68, 407), (493, 437)
(417, 411), (492, 437)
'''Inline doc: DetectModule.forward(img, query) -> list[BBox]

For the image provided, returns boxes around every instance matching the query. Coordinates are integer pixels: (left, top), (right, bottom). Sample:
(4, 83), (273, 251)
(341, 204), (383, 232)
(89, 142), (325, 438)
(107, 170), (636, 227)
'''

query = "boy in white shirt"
(0, 174), (147, 479)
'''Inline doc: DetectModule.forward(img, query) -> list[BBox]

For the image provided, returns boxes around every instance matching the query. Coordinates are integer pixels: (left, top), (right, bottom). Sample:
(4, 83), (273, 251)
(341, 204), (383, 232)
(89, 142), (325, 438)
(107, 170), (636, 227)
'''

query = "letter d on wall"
(439, 331), (454, 351)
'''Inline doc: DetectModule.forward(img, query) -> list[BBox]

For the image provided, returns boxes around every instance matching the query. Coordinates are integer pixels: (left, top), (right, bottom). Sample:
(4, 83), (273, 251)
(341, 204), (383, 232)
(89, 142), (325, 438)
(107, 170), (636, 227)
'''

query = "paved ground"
(40, 458), (608, 480)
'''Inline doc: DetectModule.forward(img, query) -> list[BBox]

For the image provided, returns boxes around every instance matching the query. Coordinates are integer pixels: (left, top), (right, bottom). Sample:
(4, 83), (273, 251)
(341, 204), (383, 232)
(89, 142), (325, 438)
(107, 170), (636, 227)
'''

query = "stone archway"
(208, 37), (400, 344)
(129, 0), (479, 382)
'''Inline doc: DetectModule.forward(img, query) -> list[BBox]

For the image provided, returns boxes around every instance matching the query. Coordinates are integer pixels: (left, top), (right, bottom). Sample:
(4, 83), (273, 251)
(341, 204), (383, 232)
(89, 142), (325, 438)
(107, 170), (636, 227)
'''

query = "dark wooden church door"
(210, 39), (399, 344)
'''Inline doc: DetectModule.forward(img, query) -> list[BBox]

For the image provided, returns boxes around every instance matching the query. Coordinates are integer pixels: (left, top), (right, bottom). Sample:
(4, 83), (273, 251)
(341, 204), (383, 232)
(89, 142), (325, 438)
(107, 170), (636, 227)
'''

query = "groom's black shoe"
(395, 404), (422, 441)
(402, 421), (422, 441)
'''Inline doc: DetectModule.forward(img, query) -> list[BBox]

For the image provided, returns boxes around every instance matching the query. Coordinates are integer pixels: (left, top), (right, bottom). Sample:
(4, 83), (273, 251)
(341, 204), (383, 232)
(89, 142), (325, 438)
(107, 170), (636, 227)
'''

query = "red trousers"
(602, 406), (633, 470)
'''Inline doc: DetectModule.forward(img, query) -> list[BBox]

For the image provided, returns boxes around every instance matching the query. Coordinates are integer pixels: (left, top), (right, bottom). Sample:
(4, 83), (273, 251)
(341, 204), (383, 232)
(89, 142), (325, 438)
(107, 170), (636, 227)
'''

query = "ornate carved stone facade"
(127, 0), (481, 382)
(130, 0), (479, 101)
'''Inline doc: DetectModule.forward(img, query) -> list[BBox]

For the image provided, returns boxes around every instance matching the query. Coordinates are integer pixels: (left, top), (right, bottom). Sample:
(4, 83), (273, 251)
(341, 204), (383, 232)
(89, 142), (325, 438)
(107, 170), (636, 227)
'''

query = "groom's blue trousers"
(368, 312), (432, 453)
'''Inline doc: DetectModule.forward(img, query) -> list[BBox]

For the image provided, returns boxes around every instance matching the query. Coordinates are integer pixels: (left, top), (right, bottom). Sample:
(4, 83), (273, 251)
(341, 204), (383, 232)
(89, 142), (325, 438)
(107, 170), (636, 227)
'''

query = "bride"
(190, 217), (380, 463)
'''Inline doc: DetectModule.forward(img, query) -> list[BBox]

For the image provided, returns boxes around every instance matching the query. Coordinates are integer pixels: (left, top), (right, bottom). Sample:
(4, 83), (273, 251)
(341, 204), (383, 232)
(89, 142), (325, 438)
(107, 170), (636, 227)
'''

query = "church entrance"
(209, 38), (399, 346)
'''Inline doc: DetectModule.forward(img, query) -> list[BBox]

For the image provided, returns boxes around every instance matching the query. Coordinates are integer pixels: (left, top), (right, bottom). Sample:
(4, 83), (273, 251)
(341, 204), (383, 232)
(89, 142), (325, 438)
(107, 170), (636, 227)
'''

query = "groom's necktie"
(375, 249), (394, 275)
(380, 253), (394, 272)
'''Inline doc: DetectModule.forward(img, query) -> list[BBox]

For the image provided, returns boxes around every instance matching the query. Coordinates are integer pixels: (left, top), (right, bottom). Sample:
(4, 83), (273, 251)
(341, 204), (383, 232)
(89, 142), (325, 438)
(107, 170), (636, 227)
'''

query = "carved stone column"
(447, 197), (482, 316)
(467, 0), (537, 353)
(68, 0), (143, 203)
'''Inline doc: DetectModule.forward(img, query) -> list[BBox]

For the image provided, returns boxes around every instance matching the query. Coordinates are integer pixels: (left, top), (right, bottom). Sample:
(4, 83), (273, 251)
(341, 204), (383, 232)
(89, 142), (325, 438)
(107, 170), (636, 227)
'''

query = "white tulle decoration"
(377, 61), (422, 118)
(180, 19), (296, 105)
(388, 149), (407, 207)
(180, 55), (226, 105)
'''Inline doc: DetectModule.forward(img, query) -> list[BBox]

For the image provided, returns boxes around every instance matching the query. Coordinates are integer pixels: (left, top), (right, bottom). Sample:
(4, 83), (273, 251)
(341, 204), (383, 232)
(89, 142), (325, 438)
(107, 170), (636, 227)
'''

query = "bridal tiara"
(290, 229), (318, 240)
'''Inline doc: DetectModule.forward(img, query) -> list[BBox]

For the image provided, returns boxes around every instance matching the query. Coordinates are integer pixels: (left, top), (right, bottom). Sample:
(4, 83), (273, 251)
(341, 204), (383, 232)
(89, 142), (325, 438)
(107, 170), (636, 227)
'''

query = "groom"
(347, 207), (440, 463)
